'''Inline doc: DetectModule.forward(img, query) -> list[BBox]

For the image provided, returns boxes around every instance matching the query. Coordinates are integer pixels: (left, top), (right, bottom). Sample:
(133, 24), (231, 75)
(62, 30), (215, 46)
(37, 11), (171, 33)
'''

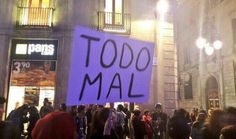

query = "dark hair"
(225, 107), (236, 116)
(44, 98), (49, 102)
(77, 105), (85, 113)
(176, 108), (187, 117)
(98, 105), (104, 108)
(59, 103), (67, 111)
(197, 113), (206, 123)
(144, 110), (149, 115)
(221, 125), (236, 139)
(199, 109), (207, 115)
(0, 97), (6, 104)
(225, 107), (236, 125)
(117, 104), (124, 111)
(133, 110), (141, 116)
(204, 109), (225, 138)
(28, 106), (39, 115)
(99, 108), (110, 121)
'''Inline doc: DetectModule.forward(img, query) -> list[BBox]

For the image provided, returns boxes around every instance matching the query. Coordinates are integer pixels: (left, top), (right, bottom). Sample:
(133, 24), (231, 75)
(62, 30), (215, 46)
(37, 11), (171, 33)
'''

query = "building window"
(17, 0), (55, 27)
(105, 0), (123, 25)
(184, 45), (190, 65)
(207, 0), (224, 9)
(234, 61), (236, 94)
(232, 19), (236, 44)
(98, 0), (131, 34)
(184, 73), (193, 99)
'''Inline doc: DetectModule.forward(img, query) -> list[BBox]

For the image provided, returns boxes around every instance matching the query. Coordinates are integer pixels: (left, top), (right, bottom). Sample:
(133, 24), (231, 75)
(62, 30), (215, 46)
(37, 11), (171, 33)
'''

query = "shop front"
(6, 39), (58, 116)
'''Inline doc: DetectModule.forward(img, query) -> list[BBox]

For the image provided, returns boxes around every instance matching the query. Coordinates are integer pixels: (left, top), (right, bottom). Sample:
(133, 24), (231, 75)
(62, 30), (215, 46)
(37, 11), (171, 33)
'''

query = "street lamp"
(156, 0), (169, 14)
(196, 37), (223, 55)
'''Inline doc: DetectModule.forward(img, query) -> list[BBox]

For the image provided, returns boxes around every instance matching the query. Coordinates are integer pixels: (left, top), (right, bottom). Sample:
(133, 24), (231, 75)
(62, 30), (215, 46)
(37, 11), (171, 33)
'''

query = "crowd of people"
(1, 96), (236, 139)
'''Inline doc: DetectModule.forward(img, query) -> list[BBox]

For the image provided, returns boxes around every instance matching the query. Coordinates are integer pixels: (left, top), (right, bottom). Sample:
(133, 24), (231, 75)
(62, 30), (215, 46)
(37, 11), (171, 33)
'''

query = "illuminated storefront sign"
(15, 43), (55, 56)
(11, 39), (58, 60)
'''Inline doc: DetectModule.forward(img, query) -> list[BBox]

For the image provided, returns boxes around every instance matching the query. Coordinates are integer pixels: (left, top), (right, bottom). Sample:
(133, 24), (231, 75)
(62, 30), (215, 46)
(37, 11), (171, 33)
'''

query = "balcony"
(98, 11), (131, 34)
(16, 7), (55, 28)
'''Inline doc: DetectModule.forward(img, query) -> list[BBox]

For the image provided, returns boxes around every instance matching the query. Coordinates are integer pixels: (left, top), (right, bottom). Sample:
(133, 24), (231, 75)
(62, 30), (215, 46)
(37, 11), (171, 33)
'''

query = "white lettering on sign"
(28, 44), (55, 55)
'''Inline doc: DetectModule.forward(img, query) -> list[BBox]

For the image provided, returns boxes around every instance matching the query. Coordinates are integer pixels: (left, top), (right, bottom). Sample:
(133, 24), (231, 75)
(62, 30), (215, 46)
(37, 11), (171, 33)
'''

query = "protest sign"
(66, 26), (154, 105)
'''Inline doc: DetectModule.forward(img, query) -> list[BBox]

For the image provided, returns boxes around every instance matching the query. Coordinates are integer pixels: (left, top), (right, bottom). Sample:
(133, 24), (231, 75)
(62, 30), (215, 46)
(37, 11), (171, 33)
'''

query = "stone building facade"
(176, 0), (236, 111)
(0, 0), (178, 117)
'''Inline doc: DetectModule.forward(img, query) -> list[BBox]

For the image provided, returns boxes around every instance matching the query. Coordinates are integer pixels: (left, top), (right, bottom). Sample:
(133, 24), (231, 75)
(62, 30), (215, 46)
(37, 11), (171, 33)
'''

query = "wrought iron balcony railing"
(98, 11), (131, 34)
(16, 7), (55, 27)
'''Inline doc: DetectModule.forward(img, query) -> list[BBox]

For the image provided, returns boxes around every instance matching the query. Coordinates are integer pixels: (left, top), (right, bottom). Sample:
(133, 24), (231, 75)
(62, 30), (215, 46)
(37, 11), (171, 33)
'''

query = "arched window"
(205, 76), (219, 109)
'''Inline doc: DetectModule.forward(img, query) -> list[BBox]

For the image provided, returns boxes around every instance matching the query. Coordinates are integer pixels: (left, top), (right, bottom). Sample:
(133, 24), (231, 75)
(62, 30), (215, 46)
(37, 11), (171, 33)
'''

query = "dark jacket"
(191, 121), (204, 139)
(168, 115), (191, 139)
(151, 111), (167, 133)
(0, 121), (21, 139)
(132, 116), (146, 139)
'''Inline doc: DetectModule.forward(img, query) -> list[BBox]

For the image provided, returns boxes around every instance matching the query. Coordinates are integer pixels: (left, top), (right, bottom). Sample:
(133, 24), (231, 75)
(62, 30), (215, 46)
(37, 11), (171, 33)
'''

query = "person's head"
(124, 103), (129, 109)
(77, 105), (85, 116)
(15, 102), (20, 109)
(133, 109), (141, 117)
(176, 108), (187, 117)
(43, 98), (49, 106)
(59, 103), (67, 112)
(225, 107), (236, 125)
(117, 104), (124, 111)
(0, 97), (6, 104)
(220, 125), (236, 139)
(206, 109), (226, 131)
(155, 103), (162, 113)
(199, 109), (207, 115)
(191, 108), (195, 113)
(195, 108), (199, 114)
(191, 108), (198, 116)
(196, 112), (207, 123)
(28, 106), (39, 119)
(32, 111), (77, 139)
(144, 110), (149, 116)
(98, 104), (104, 108)
(19, 104), (29, 116)
(70, 106), (77, 113)
(208, 108), (214, 117)
(99, 108), (110, 122)
(43, 61), (51, 73)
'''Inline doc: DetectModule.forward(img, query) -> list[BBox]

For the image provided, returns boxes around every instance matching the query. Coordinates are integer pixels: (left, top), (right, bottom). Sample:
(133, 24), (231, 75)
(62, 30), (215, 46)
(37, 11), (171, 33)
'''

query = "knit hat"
(155, 103), (162, 108)
(32, 111), (76, 139)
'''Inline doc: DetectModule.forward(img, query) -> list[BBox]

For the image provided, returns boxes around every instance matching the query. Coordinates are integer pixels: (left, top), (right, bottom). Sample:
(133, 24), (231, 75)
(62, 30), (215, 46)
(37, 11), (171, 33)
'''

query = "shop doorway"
(205, 76), (219, 109)
(6, 39), (58, 116)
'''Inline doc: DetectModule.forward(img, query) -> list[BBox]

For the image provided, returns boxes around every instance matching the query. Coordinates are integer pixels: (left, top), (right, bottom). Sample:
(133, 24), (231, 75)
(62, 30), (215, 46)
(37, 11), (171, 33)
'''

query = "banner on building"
(67, 26), (154, 105)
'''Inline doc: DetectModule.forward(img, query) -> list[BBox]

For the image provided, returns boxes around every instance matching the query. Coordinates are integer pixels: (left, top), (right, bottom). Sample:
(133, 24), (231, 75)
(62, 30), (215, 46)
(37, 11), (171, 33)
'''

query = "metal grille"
(98, 11), (131, 34)
(17, 7), (55, 27)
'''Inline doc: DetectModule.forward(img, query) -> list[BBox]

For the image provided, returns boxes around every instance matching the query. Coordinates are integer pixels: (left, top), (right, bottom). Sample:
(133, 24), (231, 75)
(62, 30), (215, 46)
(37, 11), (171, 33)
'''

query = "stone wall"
(176, 0), (236, 110)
